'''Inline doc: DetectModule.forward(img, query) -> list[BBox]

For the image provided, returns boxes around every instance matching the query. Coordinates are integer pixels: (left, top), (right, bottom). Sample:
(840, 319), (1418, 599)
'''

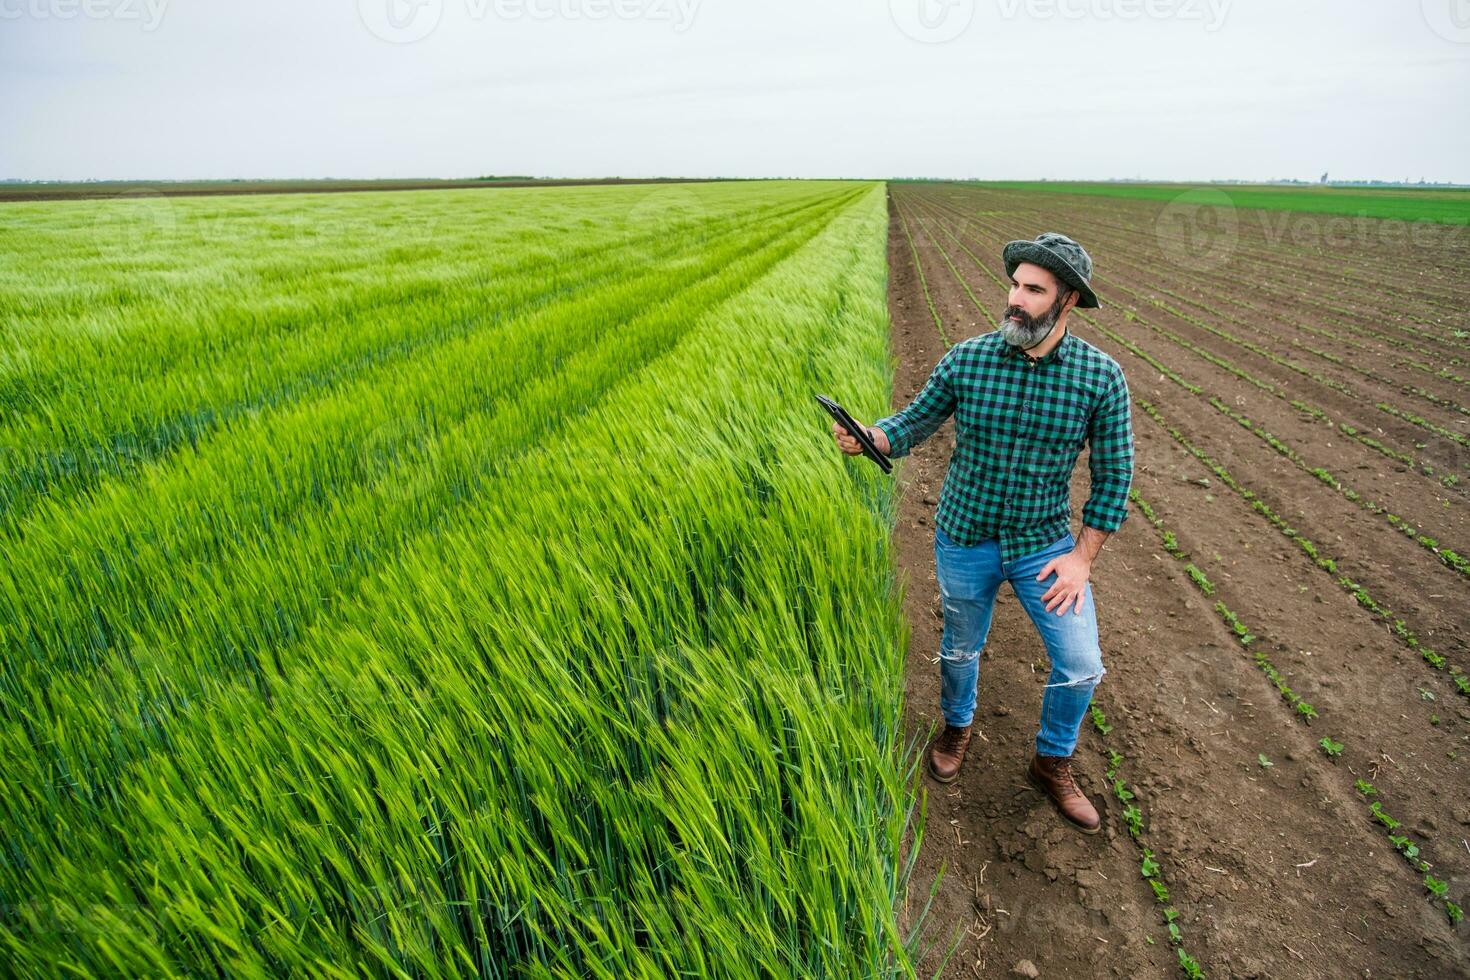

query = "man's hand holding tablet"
(816, 394), (892, 474)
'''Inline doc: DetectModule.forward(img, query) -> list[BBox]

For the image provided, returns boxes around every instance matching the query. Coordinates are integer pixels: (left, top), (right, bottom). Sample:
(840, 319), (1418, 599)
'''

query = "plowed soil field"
(884, 182), (1470, 979)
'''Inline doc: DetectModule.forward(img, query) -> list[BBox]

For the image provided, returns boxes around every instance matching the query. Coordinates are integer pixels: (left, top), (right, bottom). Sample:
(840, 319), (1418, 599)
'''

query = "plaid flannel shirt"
(874, 329), (1134, 563)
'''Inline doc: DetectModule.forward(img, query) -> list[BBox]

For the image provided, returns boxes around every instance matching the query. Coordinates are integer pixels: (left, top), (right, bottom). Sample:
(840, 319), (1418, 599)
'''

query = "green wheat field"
(0, 181), (930, 976)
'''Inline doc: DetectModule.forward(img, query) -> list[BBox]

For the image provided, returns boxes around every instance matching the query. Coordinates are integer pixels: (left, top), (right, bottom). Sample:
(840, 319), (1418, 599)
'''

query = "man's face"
(1000, 263), (1071, 349)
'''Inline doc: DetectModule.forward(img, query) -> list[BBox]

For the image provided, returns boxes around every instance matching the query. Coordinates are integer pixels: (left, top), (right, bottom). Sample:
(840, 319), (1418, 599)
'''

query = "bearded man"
(832, 232), (1134, 833)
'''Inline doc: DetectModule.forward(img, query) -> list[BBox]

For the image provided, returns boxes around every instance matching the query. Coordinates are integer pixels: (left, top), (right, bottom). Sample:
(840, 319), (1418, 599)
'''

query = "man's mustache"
(1004, 305), (1037, 328)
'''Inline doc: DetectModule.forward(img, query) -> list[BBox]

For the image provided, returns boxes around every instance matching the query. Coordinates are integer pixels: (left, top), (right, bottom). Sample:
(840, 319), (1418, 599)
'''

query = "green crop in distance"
(967, 180), (1470, 225)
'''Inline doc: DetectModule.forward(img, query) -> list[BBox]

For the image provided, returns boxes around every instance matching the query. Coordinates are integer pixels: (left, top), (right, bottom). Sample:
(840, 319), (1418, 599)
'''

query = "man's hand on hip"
(1037, 550), (1091, 616)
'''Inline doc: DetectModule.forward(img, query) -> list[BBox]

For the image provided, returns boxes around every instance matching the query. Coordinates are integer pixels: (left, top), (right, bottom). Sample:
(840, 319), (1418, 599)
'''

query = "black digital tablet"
(816, 394), (892, 474)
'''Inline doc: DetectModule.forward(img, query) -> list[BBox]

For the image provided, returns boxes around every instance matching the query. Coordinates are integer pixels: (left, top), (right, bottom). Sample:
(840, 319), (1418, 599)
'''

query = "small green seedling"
(1388, 834), (1421, 862)
(1369, 801), (1401, 831)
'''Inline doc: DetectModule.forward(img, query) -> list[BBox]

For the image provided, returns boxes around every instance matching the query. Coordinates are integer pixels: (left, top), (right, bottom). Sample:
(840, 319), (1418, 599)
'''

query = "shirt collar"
(1003, 328), (1073, 366)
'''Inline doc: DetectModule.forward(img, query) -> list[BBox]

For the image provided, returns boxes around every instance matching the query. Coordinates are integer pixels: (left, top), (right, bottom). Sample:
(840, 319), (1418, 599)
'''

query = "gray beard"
(999, 316), (1054, 350)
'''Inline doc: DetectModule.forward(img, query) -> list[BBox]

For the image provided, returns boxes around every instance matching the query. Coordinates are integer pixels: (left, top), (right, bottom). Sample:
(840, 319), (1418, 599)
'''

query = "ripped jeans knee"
(939, 645), (981, 667)
(1042, 662), (1107, 690)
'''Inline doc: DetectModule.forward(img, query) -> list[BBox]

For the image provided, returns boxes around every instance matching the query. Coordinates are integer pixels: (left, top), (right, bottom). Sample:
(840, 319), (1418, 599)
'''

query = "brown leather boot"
(926, 723), (972, 783)
(1027, 753), (1101, 834)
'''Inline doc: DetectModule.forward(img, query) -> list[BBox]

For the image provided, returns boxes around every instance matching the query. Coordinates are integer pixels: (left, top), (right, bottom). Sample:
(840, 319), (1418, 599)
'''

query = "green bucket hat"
(1002, 232), (1100, 309)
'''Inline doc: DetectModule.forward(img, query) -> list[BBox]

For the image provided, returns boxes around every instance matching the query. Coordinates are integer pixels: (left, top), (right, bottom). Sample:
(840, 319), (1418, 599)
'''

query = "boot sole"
(927, 753), (962, 783)
(1026, 765), (1102, 835)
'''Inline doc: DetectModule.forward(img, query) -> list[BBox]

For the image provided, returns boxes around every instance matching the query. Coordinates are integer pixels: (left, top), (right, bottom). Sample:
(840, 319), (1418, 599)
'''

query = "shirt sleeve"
(1081, 369), (1135, 533)
(872, 348), (957, 459)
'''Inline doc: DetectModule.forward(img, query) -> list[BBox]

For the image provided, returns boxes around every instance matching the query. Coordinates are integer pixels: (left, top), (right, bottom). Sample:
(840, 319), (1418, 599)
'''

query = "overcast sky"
(2, 0), (1467, 182)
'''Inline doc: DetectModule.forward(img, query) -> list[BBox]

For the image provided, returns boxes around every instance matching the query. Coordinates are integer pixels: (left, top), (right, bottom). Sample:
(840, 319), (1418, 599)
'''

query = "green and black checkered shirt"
(874, 329), (1134, 563)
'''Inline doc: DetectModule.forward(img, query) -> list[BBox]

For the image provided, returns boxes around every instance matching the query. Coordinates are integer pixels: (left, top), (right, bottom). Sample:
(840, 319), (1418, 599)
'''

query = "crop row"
(1353, 780), (1463, 926)
(1126, 490), (1324, 727)
(1206, 398), (1469, 581)
(891, 197), (949, 346)
(1133, 398), (1468, 699)
(929, 186), (1470, 364)
(1087, 706), (1206, 978)
(4, 187), (865, 682)
(1077, 263), (1470, 377)
(1130, 455), (1464, 928)
(1084, 263), (1470, 433)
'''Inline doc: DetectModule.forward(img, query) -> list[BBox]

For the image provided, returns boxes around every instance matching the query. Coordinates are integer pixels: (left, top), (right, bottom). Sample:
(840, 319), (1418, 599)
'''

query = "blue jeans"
(933, 525), (1107, 757)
